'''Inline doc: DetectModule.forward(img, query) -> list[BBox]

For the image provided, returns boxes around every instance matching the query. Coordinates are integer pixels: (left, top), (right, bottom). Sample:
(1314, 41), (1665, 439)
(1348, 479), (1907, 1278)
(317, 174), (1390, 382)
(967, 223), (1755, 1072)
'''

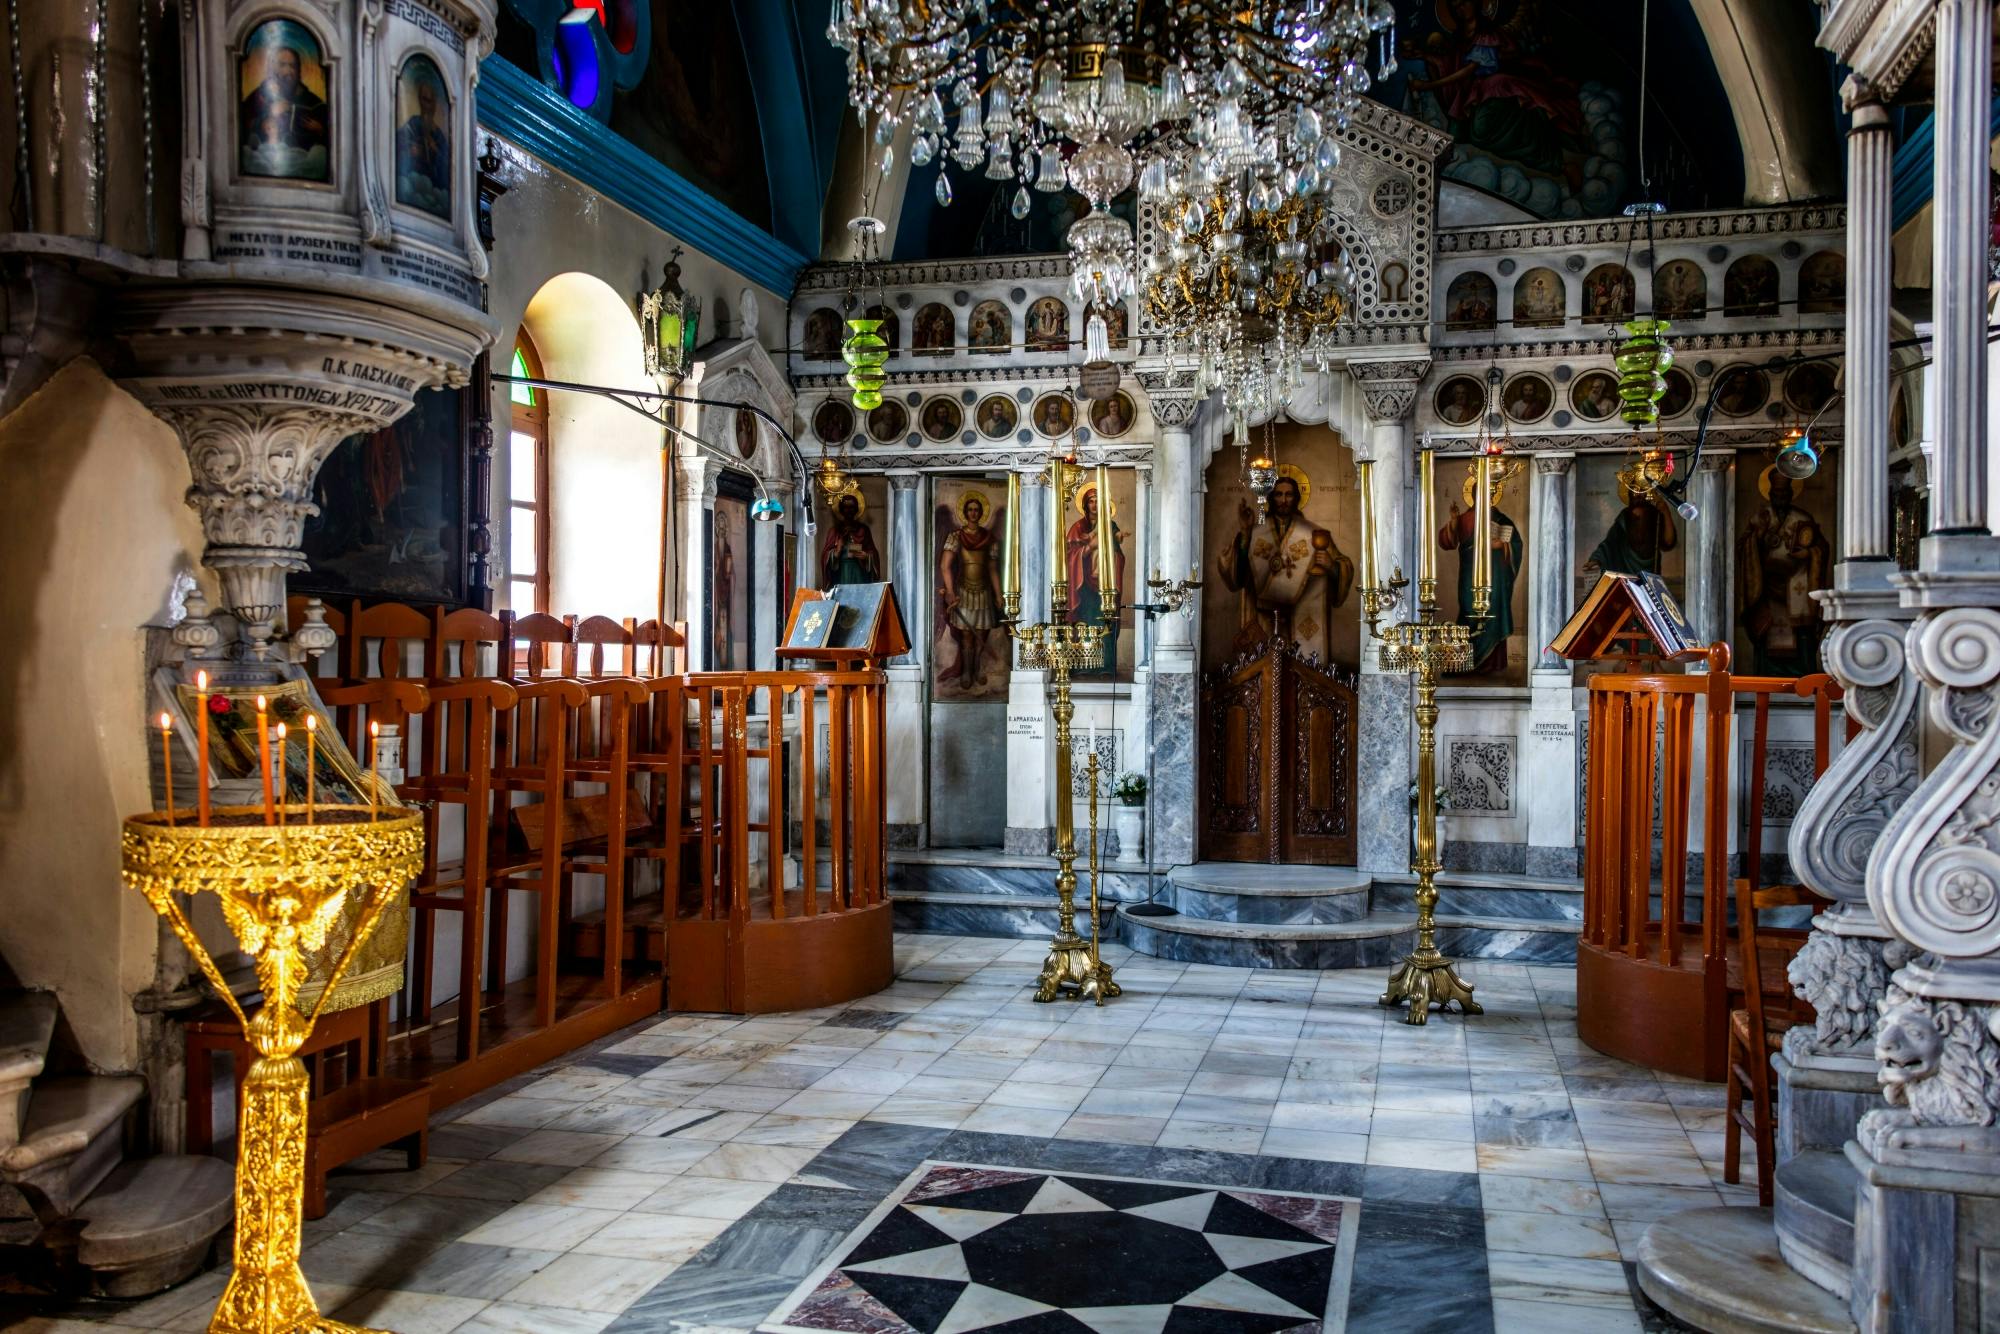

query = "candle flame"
(370, 720), (380, 737)
(277, 721), (288, 739)
(196, 669), (208, 690)
(305, 714), (318, 732)
(158, 711), (172, 731)
(255, 694), (267, 712)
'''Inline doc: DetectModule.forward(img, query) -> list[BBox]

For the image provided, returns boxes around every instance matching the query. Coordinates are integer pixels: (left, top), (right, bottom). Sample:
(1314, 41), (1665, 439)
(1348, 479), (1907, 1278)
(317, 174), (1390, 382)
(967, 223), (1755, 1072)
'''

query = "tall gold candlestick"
(1049, 467), (1068, 616)
(1357, 459), (1378, 595)
(1416, 446), (1438, 605)
(1003, 471), (1022, 602)
(1093, 463), (1114, 621)
(1472, 453), (1493, 618)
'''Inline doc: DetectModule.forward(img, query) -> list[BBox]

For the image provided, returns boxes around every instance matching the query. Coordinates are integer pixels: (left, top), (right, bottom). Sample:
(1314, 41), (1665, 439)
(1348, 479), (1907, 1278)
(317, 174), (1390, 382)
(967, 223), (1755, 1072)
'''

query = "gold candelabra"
(1002, 456), (1121, 1004)
(122, 806), (422, 1333)
(1358, 444), (1490, 1025)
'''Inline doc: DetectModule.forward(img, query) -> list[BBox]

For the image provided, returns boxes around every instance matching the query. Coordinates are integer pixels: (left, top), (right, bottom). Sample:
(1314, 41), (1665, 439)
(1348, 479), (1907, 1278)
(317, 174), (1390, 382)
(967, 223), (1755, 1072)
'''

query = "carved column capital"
(887, 471), (922, 493)
(1136, 368), (1201, 428)
(1532, 453), (1574, 476)
(1347, 359), (1432, 424)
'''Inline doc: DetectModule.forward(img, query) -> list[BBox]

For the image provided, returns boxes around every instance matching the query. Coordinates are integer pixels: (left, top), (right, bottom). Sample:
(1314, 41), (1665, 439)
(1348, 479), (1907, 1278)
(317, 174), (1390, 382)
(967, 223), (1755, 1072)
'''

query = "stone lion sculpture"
(1867, 994), (2000, 1131)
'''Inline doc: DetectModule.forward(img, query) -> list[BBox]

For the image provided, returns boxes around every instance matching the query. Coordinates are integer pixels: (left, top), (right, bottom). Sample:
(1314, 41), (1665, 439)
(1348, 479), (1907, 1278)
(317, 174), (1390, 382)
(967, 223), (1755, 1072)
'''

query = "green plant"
(1113, 771), (1147, 806)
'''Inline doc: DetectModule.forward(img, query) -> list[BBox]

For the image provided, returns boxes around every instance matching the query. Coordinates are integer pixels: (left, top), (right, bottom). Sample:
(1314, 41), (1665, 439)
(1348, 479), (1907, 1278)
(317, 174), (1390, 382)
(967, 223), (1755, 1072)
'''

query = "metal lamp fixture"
(641, 247), (700, 380)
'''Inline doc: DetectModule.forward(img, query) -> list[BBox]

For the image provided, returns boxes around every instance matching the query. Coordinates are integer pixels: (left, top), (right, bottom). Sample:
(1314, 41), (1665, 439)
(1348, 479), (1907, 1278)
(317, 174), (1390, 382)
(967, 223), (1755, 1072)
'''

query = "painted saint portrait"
(394, 55), (451, 218)
(1026, 297), (1069, 352)
(1065, 475), (1132, 677)
(1438, 459), (1526, 679)
(817, 481), (883, 588)
(1573, 455), (1685, 639)
(1654, 260), (1707, 320)
(867, 399), (908, 444)
(733, 407), (759, 459)
(1658, 367), (1695, 418)
(920, 397), (963, 442)
(1724, 256), (1779, 317)
(1736, 462), (1835, 676)
(932, 479), (1011, 701)
(1798, 251), (1846, 315)
(1583, 264), (1635, 323)
(1569, 370), (1621, 421)
(1502, 373), (1553, 423)
(1215, 462), (1355, 668)
(974, 395), (1018, 440)
(1786, 361), (1838, 415)
(1089, 392), (1136, 438)
(1513, 267), (1565, 329)
(969, 300), (1010, 354)
(812, 399), (854, 444)
(1434, 374), (1487, 426)
(1032, 394), (1076, 438)
(1713, 365), (1769, 418)
(237, 19), (330, 182)
(1445, 272), (1498, 331)
(803, 308), (842, 359)
(1585, 484), (1678, 580)
(865, 304), (900, 356)
(913, 302), (955, 355)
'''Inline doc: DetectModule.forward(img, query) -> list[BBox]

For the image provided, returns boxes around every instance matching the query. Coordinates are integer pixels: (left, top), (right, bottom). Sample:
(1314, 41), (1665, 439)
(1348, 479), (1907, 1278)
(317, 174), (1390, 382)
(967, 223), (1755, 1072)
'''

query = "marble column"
(1524, 454), (1578, 877)
(1137, 371), (1202, 867)
(887, 472), (923, 668)
(1348, 359), (1430, 875)
(676, 457), (719, 670)
(1778, 85), (1916, 1167)
(1005, 464), (1053, 855)
(1682, 452), (1734, 653)
(1850, 6), (2000, 1330)
(884, 472), (926, 847)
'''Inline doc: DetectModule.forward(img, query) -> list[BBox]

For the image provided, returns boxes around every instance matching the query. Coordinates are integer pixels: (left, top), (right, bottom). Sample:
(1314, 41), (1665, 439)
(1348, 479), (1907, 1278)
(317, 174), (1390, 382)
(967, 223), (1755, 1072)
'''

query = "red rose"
(208, 695), (232, 715)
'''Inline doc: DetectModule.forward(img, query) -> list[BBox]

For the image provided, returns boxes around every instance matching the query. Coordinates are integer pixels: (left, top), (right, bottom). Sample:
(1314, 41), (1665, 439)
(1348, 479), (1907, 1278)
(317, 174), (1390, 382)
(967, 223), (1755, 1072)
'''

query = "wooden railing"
(1579, 642), (1842, 1079)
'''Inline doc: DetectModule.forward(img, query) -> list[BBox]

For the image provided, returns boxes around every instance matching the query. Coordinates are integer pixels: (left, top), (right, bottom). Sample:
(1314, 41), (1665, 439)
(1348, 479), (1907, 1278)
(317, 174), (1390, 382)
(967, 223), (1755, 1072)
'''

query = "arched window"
(507, 329), (550, 612)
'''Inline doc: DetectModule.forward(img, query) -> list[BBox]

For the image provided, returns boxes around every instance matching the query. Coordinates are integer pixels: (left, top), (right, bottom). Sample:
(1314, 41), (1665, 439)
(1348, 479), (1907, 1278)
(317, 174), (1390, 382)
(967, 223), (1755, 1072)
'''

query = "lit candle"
(1417, 445), (1437, 591)
(305, 714), (317, 823)
(1473, 454), (1494, 605)
(1050, 467), (1068, 614)
(1356, 458), (1378, 594)
(275, 722), (288, 826)
(194, 670), (211, 827)
(255, 695), (275, 825)
(158, 712), (176, 827)
(1003, 472), (1021, 601)
(369, 720), (381, 822)
(1093, 464), (1115, 623)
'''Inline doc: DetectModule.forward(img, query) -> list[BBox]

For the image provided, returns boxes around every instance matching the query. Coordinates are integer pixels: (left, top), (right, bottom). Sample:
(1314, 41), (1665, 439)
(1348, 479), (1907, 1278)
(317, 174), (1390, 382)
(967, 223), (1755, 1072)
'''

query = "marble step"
(0, 991), (59, 1149)
(1118, 908), (1417, 969)
(76, 1154), (234, 1298)
(1637, 1205), (1856, 1334)
(1371, 870), (1584, 923)
(1774, 1149), (1857, 1297)
(0, 1074), (146, 1217)
(892, 890), (1125, 942)
(887, 852), (1158, 903)
(1165, 864), (1372, 924)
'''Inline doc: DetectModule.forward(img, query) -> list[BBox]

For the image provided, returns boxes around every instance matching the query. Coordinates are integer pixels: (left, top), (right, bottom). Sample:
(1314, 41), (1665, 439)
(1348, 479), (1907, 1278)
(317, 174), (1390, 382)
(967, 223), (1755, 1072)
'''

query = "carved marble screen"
(930, 475), (1013, 702)
(1201, 424), (1362, 673)
(1732, 450), (1838, 678)
(1429, 455), (1530, 685)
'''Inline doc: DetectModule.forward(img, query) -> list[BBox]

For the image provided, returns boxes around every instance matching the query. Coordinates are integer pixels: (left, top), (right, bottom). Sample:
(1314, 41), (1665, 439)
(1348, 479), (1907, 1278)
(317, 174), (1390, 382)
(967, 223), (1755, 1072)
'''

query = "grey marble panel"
(1170, 882), (1371, 924)
(1370, 883), (1582, 921)
(1003, 824), (1052, 856)
(1772, 1150), (1855, 1294)
(886, 822), (922, 850)
(1525, 844), (1581, 878)
(888, 859), (1151, 902)
(1432, 924), (1577, 964)
(1120, 916), (1415, 969)
(1442, 839), (1527, 874)
(891, 897), (1063, 940)
(1776, 1054), (1883, 1164)
(1149, 669), (1197, 865)
(1357, 673), (1413, 874)
(929, 701), (1006, 846)
(889, 480), (923, 668)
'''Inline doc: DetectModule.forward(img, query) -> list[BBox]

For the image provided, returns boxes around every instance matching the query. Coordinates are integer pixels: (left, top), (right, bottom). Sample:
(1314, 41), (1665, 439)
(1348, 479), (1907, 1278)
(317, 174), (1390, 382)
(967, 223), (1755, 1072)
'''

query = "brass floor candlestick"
(122, 806), (423, 1333)
(1359, 443), (1488, 1026)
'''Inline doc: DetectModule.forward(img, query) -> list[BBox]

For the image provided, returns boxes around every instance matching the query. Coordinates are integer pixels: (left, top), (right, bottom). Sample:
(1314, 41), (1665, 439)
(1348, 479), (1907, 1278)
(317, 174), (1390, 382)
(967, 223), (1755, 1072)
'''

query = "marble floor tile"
(492, 1130), (628, 1168)
(1268, 1101), (1373, 1135)
(1258, 1127), (1370, 1164)
(585, 1135), (728, 1174)
(1092, 1065), (1194, 1094)
(863, 1095), (978, 1128)
(1593, 1181), (1725, 1221)
(528, 1166), (680, 1210)
(459, 1201), (622, 1250)
(542, 1100), (667, 1136)
(1171, 1094), (1276, 1127)
(502, 1252), (680, 1314)
(682, 1083), (800, 1113)
(1154, 1118), (1265, 1153)
(1485, 1253), (1635, 1307)
(325, 1289), (490, 1334)
(986, 1080), (1090, 1113)
(957, 1101), (1072, 1137)
(1484, 1209), (1620, 1261)
(770, 1090), (889, 1121)
(346, 1193), (512, 1241)
(686, 1142), (821, 1183)
(1365, 1137), (1478, 1173)
(1475, 1175), (1604, 1217)
(1474, 1145), (1596, 1181)
(1369, 1109), (1475, 1142)
(807, 1064), (916, 1095)
(632, 1175), (782, 1220)
(900, 1073), (1002, 1101)
(1056, 1112), (1169, 1145)
(569, 1210), (733, 1262)
(1076, 1086), (1181, 1119)
(453, 1096), (577, 1131)
(1491, 1296), (1643, 1333)
(731, 1114), (855, 1148)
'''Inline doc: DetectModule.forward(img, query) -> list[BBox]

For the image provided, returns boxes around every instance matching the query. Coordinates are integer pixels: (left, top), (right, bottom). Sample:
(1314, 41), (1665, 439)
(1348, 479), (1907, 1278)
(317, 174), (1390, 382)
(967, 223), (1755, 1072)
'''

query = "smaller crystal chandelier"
(641, 246), (699, 380)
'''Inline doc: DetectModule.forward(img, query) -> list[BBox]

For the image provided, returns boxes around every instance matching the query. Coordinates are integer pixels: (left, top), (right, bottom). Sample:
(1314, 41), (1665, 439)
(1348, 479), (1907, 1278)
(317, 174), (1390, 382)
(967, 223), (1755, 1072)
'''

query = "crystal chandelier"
(1144, 188), (1354, 419)
(825, 1), (1398, 342)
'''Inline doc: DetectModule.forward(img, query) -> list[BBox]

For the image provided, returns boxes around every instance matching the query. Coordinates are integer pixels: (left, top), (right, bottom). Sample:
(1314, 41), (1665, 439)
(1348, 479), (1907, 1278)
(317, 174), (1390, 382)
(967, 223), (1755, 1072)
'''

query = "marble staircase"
(0, 989), (231, 1297)
(890, 855), (1582, 967)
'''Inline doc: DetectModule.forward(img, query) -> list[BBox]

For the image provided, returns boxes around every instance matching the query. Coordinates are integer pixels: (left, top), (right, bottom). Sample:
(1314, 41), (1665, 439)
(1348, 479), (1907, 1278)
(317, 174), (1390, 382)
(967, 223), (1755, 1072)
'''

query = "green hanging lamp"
(842, 317), (889, 411)
(1615, 318), (1673, 428)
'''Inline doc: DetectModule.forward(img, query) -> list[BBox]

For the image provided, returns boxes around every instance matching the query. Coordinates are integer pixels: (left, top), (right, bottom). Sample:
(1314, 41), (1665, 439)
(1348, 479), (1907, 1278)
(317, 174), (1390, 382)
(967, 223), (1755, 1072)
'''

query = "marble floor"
(15, 933), (1752, 1334)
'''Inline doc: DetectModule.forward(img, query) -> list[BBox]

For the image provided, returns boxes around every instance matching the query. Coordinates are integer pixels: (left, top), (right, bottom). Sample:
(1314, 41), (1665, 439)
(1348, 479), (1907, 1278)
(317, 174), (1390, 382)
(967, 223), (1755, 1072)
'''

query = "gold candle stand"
(1359, 445), (1485, 1026)
(121, 805), (423, 1334)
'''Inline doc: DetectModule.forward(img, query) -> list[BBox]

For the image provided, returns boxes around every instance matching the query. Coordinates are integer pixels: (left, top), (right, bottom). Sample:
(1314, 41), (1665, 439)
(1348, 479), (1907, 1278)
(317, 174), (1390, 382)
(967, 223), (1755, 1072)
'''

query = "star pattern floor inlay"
(766, 1162), (1359, 1334)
